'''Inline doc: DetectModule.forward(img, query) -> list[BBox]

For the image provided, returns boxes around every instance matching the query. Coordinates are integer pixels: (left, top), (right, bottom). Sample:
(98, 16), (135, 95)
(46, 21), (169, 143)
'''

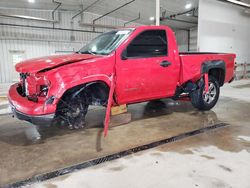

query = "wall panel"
(198, 0), (250, 64)
(189, 27), (197, 52)
(0, 8), (139, 83)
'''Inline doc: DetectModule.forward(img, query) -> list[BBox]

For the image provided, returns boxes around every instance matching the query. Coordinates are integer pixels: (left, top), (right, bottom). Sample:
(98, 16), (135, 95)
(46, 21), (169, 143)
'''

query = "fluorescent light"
(226, 0), (250, 8)
(149, 16), (155, 21)
(28, 0), (35, 3)
(185, 3), (192, 9)
(0, 13), (57, 22)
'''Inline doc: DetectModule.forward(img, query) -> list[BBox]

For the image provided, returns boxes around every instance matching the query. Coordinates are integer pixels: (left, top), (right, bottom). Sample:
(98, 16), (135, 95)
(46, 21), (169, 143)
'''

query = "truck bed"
(179, 52), (235, 85)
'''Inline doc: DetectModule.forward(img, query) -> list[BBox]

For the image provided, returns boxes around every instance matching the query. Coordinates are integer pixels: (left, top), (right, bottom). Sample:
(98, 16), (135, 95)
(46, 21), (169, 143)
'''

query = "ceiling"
(0, 0), (199, 30)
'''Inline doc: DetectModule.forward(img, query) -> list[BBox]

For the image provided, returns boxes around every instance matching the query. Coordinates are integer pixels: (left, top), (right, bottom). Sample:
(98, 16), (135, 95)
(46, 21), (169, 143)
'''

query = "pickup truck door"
(115, 29), (179, 104)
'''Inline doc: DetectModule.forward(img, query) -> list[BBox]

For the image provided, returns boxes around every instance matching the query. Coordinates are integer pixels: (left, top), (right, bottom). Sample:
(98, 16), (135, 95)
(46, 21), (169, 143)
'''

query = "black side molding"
(201, 60), (226, 74)
(201, 60), (226, 86)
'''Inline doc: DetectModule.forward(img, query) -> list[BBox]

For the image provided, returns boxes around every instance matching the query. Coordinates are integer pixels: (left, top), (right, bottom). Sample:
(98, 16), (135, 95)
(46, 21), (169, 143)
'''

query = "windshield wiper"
(78, 50), (97, 55)
(87, 50), (97, 55)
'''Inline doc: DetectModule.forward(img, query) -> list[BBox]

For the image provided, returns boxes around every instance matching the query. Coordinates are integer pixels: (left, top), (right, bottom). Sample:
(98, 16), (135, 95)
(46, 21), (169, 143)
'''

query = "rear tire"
(190, 76), (220, 111)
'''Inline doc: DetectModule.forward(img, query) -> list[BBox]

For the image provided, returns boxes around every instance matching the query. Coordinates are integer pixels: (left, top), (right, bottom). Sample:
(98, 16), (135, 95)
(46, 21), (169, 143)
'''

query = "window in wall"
(126, 30), (168, 58)
(10, 50), (26, 82)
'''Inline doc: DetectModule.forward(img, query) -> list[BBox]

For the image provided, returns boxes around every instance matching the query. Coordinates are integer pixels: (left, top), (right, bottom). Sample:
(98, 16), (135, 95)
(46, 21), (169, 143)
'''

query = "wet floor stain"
(43, 183), (58, 188)
(156, 125), (250, 155)
(0, 99), (222, 147)
(200, 155), (215, 160)
(150, 152), (164, 156)
(0, 97), (250, 186)
(178, 149), (194, 155)
(107, 165), (126, 172)
(218, 164), (232, 172)
(212, 180), (229, 188)
(232, 83), (250, 89)
(0, 103), (8, 109)
(54, 174), (71, 182)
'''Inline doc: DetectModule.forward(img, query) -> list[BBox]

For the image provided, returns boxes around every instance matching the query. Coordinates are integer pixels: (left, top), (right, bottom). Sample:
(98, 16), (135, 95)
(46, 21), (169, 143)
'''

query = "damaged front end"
(8, 72), (56, 126)
(8, 52), (114, 130)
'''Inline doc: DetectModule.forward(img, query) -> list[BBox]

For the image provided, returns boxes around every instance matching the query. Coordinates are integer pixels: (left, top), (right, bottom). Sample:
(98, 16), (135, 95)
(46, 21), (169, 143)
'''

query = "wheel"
(190, 76), (220, 111)
(56, 92), (89, 129)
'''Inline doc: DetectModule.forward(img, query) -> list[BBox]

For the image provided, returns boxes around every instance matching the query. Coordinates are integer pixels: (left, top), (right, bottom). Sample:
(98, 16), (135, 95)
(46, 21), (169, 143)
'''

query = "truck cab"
(115, 26), (181, 104)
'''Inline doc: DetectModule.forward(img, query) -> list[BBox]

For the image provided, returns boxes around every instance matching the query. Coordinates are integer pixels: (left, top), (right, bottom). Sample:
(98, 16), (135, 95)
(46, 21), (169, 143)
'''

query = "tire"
(190, 76), (220, 111)
(56, 91), (89, 129)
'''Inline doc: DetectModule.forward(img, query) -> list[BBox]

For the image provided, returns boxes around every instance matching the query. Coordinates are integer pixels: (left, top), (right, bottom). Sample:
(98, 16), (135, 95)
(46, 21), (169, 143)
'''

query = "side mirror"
(121, 49), (128, 60)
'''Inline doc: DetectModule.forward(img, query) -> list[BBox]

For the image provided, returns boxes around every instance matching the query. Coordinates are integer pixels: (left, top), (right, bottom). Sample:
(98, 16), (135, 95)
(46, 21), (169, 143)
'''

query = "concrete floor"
(0, 80), (250, 187)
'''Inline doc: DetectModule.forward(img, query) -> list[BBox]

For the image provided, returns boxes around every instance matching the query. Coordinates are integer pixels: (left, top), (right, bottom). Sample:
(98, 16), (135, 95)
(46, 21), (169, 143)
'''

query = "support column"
(156, 0), (160, 26)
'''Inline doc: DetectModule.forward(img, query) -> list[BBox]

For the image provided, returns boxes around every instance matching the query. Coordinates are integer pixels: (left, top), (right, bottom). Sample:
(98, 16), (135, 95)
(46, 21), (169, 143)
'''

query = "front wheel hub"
(56, 94), (89, 130)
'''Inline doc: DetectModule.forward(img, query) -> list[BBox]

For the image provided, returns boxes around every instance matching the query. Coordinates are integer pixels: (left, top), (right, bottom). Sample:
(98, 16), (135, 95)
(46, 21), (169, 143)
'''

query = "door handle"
(160, 61), (172, 67)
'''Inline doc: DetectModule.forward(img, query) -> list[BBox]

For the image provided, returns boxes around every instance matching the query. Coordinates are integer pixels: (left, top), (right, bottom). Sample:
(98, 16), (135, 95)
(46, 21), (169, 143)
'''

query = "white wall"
(198, 0), (250, 65)
(0, 8), (140, 83)
(189, 27), (197, 52)
(175, 30), (189, 52)
(174, 28), (198, 52)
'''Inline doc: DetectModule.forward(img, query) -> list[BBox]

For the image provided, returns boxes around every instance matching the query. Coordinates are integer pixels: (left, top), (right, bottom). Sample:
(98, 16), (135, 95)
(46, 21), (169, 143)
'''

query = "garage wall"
(0, 8), (139, 83)
(175, 30), (189, 52)
(198, 0), (250, 65)
(189, 27), (197, 52)
(175, 28), (198, 52)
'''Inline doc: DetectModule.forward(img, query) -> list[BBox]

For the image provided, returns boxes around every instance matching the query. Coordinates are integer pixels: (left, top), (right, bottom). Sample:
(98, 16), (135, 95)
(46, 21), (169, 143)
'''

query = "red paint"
(15, 54), (98, 73)
(8, 83), (56, 115)
(179, 53), (235, 84)
(8, 25), (236, 129)
(115, 26), (180, 104)
(104, 74), (115, 137)
(204, 73), (209, 93)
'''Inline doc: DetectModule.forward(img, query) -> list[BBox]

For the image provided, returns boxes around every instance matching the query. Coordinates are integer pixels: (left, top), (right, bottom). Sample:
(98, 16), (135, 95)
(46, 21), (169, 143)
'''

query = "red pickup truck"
(8, 25), (235, 135)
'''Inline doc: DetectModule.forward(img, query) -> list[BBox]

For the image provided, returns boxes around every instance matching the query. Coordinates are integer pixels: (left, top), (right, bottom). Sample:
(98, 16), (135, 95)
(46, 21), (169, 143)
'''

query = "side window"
(126, 30), (168, 58)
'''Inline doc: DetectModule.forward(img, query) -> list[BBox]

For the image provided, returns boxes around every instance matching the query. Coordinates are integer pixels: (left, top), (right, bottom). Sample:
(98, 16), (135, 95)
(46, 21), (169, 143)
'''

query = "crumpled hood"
(15, 53), (98, 73)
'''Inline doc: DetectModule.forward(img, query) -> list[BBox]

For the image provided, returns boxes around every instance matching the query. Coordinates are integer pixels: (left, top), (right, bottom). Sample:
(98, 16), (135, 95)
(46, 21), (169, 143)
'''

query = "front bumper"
(8, 83), (56, 125)
(11, 105), (55, 125)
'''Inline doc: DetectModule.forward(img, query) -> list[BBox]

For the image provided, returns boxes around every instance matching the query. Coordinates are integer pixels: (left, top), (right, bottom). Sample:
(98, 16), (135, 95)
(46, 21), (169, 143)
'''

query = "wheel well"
(209, 68), (225, 86)
(58, 81), (110, 107)
(85, 82), (109, 105)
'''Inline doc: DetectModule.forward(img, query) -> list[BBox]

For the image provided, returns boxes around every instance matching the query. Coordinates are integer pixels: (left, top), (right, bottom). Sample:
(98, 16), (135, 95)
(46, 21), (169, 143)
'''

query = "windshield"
(78, 29), (133, 55)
